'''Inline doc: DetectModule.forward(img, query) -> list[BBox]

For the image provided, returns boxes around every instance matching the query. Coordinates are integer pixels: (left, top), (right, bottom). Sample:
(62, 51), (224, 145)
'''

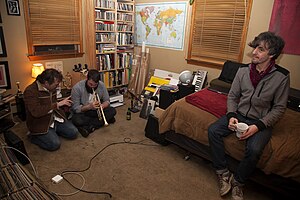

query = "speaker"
(178, 84), (195, 99)
(4, 130), (30, 165)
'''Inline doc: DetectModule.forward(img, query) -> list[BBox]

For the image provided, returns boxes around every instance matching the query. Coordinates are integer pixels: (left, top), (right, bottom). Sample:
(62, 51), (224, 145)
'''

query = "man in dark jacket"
(208, 32), (290, 200)
(24, 68), (78, 151)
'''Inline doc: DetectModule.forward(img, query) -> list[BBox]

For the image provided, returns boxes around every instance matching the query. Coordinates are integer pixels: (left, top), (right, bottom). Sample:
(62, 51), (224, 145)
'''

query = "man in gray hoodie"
(208, 32), (290, 200)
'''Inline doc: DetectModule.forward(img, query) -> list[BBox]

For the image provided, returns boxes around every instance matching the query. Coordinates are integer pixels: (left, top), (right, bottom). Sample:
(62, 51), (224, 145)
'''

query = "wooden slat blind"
(23, 0), (83, 60)
(187, 0), (252, 68)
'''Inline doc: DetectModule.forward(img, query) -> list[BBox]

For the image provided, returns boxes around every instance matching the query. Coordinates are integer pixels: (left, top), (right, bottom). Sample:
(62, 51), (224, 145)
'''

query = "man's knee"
(66, 124), (79, 139)
(32, 139), (61, 151)
(46, 140), (61, 151)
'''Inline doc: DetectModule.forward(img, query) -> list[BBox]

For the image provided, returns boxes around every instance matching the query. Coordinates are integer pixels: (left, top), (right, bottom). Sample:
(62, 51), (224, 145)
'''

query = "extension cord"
(52, 175), (63, 184)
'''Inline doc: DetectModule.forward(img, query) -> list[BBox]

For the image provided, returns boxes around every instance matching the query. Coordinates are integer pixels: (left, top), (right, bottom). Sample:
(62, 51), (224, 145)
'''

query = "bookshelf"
(94, 0), (135, 90)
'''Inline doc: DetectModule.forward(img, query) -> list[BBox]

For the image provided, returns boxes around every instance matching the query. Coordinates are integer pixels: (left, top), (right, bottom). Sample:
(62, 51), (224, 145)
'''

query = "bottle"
(126, 108), (131, 120)
(16, 81), (22, 96)
(15, 81), (26, 121)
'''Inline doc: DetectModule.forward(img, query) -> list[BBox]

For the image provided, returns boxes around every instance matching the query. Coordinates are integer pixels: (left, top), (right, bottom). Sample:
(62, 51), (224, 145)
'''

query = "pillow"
(218, 60), (244, 83)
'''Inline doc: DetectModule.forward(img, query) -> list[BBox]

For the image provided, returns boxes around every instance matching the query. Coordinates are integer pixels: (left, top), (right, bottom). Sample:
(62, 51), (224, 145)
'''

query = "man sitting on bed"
(208, 31), (290, 200)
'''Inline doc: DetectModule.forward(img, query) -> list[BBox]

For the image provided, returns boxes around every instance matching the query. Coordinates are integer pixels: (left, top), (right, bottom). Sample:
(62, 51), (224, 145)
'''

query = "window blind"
(187, 0), (252, 67)
(24, 0), (82, 60)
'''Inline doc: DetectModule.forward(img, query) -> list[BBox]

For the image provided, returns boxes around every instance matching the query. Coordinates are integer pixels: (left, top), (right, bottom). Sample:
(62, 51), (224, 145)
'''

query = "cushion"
(218, 60), (244, 83)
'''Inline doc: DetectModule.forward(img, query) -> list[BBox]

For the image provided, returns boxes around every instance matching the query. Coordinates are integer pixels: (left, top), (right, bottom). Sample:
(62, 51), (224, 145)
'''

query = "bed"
(158, 88), (300, 198)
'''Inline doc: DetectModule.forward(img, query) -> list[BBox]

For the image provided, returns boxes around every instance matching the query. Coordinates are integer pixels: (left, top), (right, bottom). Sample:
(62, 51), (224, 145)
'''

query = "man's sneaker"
(108, 117), (116, 124)
(231, 179), (244, 200)
(217, 171), (233, 196)
(78, 127), (90, 138)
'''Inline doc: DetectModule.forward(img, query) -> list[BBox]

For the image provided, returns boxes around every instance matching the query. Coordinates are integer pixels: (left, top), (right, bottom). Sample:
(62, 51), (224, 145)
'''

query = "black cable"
(61, 138), (159, 174)
(59, 137), (160, 198)
(62, 175), (112, 198)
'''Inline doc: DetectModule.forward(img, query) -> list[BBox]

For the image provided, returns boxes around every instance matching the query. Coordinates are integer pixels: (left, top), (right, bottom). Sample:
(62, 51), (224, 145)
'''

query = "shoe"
(88, 125), (96, 133)
(231, 179), (244, 200)
(78, 127), (90, 138)
(108, 117), (116, 124)
(217, 171), (233, 196)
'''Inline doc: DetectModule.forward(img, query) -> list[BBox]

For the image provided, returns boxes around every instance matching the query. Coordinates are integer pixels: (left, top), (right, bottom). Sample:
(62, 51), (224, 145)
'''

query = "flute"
(92, 89), (109, 126)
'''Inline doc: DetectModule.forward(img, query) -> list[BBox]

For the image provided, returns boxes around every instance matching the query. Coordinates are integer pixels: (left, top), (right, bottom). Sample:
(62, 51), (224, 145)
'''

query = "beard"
(85, 81), (94, 94)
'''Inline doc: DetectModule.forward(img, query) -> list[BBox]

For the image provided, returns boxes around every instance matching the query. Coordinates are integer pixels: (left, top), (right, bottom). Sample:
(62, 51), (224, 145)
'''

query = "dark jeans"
(30, 120), (78, 151)
(208, 114), (272, 184)
(72, 106), (116, 130)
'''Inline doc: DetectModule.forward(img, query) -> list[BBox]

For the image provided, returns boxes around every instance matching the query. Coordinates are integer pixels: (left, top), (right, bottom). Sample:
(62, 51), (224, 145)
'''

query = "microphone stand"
(127, 90), (142, 113)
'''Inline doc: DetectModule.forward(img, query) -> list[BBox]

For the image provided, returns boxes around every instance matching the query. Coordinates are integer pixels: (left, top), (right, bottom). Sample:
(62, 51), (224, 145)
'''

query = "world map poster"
(135, 2), (187, 50)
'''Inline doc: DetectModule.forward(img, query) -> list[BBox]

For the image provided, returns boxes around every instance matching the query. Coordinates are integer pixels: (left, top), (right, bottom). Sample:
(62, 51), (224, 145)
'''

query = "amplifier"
(287, 88), (300, 112)
(4, 130), (30, 165)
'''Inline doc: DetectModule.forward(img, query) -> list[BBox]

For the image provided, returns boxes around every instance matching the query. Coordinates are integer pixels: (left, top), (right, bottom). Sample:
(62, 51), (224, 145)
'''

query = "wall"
(1, 0), (299, 95)
(136, 0), (300, 89)
(0, 0), (86, 93)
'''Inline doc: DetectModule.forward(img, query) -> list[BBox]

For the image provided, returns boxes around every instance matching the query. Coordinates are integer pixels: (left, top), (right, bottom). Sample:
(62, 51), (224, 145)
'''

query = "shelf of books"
(0, 143), (57, 199)
(94, 0), (135, 90)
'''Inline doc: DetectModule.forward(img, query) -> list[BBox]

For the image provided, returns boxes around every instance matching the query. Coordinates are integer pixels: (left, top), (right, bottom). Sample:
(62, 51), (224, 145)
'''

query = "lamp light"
(32, 63), (45, 78)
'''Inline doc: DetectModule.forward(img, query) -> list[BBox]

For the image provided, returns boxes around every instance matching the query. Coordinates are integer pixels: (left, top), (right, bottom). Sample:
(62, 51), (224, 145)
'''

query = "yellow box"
(144, 76), (170, 93)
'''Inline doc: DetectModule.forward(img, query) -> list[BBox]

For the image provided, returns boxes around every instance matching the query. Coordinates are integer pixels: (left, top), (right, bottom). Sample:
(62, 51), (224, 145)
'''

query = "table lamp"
(31, 63), (44, 78)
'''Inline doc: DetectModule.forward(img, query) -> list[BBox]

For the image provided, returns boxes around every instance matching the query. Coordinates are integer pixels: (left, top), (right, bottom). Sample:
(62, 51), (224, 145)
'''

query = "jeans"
(30, 120), (78, 151)
(72, 106), (116, 129)
(208, 113), (272, 184)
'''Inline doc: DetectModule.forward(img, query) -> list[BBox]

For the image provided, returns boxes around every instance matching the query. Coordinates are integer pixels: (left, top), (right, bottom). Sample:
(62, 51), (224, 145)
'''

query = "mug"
(236, 122), (249, 138)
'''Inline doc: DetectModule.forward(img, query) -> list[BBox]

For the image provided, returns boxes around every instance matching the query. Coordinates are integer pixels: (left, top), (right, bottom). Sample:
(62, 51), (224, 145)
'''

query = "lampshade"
(32, 63), (45, 78)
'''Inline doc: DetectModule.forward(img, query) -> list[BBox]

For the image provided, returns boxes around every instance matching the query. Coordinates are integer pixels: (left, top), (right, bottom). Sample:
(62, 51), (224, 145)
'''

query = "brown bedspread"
(159, 97), (300, 183)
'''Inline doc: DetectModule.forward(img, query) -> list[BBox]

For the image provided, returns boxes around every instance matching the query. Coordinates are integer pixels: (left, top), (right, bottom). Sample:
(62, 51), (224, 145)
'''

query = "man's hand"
(228, 117), (238, 131)
(57, 96), (72, 108)
(91, 100), (101, 110)
(239, 125), (258, 140)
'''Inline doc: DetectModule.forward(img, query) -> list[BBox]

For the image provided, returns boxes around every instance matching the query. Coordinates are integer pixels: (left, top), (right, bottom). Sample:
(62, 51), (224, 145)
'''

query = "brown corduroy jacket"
(24, 81), (66, 135)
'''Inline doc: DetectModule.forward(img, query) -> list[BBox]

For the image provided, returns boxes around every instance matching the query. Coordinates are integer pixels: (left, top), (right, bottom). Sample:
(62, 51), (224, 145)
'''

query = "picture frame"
(6, 0), (20, 16)
(0, 61), (11, 89)
(0, 27), (7, 57)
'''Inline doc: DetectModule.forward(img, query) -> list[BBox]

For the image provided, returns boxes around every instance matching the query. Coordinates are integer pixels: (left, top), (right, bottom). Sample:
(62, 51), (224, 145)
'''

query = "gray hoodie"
(227, 64), (290, 131)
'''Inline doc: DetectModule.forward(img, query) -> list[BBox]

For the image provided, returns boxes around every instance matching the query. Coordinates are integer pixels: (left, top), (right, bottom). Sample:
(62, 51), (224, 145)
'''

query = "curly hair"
(36, 68), (63, 84)
(248, 31), (285, 59)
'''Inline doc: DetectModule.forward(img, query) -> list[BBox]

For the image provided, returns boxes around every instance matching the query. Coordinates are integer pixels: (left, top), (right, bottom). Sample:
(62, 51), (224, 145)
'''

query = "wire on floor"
(57, 137), (160, 198)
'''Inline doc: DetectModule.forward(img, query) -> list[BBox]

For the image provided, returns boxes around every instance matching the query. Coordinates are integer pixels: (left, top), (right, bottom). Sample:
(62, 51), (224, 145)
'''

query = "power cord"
(53, 172), (86, 196)
(1, 137), (160, 199)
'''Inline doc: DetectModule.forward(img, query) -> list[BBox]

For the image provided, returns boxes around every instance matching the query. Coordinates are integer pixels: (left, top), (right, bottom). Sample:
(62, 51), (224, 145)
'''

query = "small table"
(0, 95), (15, 133)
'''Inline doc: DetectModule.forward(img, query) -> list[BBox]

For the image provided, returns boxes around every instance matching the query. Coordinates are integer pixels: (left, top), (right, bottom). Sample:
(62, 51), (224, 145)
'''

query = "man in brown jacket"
(24, 68), (78, 151)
